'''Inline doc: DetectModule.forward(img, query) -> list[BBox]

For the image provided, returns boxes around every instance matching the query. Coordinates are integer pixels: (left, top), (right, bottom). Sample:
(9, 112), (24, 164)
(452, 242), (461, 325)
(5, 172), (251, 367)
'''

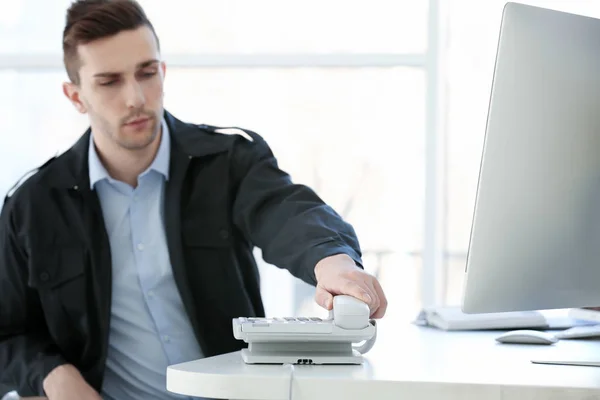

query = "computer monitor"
(462, 2), (600, 314)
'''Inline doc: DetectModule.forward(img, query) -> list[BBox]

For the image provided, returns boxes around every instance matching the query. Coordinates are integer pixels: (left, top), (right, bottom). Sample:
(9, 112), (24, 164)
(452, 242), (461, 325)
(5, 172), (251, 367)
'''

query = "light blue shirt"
(88, 120), (204, 400)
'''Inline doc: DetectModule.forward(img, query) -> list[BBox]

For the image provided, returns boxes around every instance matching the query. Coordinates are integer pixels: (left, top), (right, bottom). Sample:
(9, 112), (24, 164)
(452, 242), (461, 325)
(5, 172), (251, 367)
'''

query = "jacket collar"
(50, 110), (230, 190)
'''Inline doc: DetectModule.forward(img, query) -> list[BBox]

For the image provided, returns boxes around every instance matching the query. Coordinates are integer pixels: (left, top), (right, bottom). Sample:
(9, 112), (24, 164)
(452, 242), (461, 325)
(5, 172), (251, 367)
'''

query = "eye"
(99, 80), (117, 86)
(140, 70), (157, 78)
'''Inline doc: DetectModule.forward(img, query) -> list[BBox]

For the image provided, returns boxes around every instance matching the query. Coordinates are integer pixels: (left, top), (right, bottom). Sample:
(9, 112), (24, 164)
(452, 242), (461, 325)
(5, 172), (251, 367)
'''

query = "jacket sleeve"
(0, 199), (67, 397)
(230, 130), (363, 286)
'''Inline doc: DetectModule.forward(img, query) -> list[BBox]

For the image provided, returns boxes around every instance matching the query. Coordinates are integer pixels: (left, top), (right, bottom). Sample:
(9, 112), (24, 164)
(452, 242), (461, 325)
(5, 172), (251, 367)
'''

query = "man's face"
(65, 25), (165, 151)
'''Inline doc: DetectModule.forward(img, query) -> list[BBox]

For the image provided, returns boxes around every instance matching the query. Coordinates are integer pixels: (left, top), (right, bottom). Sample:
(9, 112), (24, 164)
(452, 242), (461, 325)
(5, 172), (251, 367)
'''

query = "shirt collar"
(88, 118), (170, 188)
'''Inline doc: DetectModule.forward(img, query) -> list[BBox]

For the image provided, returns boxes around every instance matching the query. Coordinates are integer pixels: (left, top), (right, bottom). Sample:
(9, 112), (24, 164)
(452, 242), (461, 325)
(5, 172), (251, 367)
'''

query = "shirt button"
(163, 335), (170, 343)
(148, 290), (154, 298)
(39, 272), (50, 282)
(137, 243), (144, 251)
(219, 229), (229, 239)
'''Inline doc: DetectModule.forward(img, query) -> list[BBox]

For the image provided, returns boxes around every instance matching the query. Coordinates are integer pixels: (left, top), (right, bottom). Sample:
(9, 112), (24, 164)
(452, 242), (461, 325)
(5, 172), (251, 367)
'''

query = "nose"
(125, 81), (145, 110)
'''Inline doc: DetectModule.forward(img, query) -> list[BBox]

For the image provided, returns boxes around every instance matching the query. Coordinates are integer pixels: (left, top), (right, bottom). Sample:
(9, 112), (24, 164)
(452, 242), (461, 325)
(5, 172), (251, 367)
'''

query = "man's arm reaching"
(230, 130), (387, 317)
(230, 130), (363, 286)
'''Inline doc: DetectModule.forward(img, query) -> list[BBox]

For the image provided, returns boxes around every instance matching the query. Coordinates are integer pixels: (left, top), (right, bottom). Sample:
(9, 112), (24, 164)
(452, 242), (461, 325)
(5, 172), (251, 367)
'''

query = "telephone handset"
(329, 294), (378, 354)
(232, 295), (377, 364)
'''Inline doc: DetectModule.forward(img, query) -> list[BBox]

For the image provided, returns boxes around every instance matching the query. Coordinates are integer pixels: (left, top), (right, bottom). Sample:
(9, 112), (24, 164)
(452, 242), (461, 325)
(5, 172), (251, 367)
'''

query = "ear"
(160, 60), (166, 79)
(62, 81), (87, 114)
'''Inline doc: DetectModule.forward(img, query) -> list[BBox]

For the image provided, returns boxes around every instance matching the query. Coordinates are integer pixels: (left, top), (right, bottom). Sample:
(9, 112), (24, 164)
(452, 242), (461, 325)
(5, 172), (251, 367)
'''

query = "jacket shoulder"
(167, 111), (268, 155)
(2, 154), (59, 209)
(186, 122), (273, 161)
(196, 123), (266, 144)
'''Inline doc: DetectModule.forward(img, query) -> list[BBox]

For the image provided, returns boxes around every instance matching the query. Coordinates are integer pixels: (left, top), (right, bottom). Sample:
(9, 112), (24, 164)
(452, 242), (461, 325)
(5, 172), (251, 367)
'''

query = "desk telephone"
(232, 295), (377, 365)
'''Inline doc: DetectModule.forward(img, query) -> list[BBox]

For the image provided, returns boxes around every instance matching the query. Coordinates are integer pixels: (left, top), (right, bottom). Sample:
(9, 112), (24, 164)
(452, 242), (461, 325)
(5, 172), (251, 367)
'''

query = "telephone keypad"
(237, 316), (333, 334)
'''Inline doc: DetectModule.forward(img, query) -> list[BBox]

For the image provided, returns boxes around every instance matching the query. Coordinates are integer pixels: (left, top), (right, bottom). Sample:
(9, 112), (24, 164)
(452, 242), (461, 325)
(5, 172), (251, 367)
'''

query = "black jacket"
(0, 111), (362, 397)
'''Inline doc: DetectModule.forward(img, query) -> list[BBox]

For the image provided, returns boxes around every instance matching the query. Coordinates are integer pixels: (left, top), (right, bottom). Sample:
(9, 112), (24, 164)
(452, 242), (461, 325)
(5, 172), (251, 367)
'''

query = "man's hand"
(42, 364), (102, 400)
(314, 253), (387, 318)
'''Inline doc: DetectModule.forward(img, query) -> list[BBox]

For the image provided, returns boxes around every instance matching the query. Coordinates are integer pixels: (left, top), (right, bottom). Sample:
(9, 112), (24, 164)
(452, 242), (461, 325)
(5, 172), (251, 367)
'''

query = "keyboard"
(555, 324), (600, 339)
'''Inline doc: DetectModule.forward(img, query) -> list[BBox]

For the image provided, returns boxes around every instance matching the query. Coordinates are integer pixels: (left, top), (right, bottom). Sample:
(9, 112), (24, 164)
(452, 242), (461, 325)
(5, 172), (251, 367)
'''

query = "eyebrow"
(93, 59), (160, 78)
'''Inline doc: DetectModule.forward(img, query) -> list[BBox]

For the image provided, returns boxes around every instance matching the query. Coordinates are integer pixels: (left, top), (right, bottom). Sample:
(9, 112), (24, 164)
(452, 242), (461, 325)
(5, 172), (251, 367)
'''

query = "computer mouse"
(495, 330), (558, 345)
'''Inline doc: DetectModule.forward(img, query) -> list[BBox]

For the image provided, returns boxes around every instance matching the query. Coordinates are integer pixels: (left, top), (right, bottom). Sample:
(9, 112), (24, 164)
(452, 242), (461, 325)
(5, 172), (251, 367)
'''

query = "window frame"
(0, 0), (447, 309)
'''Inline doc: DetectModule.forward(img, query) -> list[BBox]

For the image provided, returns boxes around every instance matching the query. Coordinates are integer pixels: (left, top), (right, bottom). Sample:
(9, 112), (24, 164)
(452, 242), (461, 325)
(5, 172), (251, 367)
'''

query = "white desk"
(166, 320), (600, 399)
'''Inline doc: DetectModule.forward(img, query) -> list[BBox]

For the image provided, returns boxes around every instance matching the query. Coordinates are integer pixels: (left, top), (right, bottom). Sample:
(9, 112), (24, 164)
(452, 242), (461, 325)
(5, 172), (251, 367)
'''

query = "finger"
(356, 279), (378, 315)
(366, 284), (380, 316)
(315, 285), (334, 310)
(351, 273), (380, 314)
(370, 278), (388, 319)
(345, 269), (380, 312)
(342, 279), (373, 305)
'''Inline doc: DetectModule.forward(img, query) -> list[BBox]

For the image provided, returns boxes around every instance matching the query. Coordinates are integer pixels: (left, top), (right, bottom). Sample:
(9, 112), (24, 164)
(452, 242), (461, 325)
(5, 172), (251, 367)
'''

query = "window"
(1, 1), (432, 328)
(164, 67), (426, 319)
(143, 0), (429, 54)
(0, 0), (73, 54)
(0, 70), (87, 196)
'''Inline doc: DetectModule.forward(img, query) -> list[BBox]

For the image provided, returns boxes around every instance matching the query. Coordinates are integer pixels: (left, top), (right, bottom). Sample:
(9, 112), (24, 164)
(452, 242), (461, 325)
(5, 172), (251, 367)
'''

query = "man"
(0, 0), (387, 399)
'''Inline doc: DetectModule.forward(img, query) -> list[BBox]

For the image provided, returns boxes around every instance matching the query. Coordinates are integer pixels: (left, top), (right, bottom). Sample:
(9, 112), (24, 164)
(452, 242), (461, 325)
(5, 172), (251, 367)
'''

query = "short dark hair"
(62, 0), (160, 84)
